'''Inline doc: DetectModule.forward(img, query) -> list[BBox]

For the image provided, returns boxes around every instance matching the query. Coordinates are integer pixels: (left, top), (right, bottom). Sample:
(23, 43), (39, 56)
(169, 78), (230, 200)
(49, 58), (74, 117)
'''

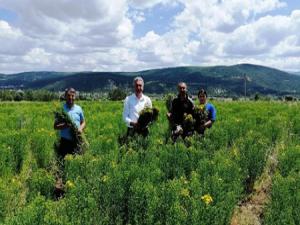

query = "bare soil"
(230, 145), (279, 225)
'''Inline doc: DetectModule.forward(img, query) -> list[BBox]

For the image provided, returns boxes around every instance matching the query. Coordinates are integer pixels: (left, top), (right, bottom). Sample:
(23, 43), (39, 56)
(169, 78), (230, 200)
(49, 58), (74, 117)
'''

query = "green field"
(0, 101), (299, 225)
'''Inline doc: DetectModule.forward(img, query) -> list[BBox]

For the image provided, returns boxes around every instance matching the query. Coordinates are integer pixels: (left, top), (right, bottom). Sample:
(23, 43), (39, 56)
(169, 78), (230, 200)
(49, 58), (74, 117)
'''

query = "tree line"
(0, 88), (127, 101)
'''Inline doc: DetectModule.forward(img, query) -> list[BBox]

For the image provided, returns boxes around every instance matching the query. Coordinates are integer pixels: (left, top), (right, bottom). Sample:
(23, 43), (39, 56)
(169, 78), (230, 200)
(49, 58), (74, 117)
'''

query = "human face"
(66, 91), (76, 106)
(198, 94), (206, 104)
(178, 83), (187, 96)
(134, 80), (144, 95)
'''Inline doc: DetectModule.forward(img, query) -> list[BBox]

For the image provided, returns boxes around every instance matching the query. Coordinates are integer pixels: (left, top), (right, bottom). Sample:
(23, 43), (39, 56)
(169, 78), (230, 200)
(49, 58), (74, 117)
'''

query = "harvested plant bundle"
(182, 113), (195, 133)
(137, 107), (159, 129)
(193, 105), (208, 133)
(54, 110), (88, 154)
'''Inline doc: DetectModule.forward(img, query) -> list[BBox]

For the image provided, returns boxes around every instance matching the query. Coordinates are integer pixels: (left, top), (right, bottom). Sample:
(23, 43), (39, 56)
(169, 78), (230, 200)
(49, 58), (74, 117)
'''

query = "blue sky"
(0, 8), (17, 22)
(0, 0), (300, 73)
(130, 3), (185, 37)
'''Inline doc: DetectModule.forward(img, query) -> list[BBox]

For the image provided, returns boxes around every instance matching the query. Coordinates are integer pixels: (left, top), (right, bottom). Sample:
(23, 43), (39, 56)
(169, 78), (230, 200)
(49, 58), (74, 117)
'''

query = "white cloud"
(223, 10), (300, 56)
(0, 20), (34, 55)
(23, 48), (51, 65)
(1, 0), (300, 73)
(273, 35), (300, 57)
(134, 29), (191, 68)
(128, 0), (177, 9)
(174, 0), (286, 33)
(1, 0), (132, 47)
(127, 10), (145, 23)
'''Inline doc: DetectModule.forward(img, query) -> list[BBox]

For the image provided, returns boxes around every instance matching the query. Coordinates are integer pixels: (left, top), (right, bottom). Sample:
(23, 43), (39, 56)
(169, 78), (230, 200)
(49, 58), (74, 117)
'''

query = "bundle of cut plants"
(182, 113), (195, 133)
(193, 105), (208, 133)
(137, 107), (159, 130)
(54, 109), (89, 154)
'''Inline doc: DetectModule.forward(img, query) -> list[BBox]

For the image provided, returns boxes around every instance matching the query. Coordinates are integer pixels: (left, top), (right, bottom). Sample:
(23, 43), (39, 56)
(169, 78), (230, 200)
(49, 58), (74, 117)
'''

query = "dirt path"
(230, 142), (281, 225)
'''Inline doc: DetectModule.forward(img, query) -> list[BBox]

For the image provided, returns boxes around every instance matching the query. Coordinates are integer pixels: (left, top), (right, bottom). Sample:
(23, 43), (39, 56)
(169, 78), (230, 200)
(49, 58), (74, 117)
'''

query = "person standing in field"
(54, 87), (86, 158)
(195, 88), (216, 135)
(53, 87), (86, 197)
(167, 82), (194, 141)
(123, 76), (152, 137)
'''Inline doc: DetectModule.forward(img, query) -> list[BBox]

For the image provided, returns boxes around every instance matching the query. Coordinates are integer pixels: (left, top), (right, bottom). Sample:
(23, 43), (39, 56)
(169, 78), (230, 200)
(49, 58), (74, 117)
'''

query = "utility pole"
(244, 74), (247, 98)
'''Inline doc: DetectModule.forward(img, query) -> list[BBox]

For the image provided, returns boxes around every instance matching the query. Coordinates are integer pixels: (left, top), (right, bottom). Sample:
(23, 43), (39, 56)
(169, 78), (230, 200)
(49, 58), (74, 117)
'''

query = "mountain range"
(1, 64), (300, 96)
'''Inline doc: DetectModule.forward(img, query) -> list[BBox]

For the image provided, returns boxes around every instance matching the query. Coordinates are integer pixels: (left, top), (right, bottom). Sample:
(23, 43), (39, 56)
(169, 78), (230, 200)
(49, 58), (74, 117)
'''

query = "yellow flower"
(180, 176), (188, 184)
(157, 139), (163, 145)
(201, 194), (213, 205)
(66, 180), (75, 189)
(232, 147), (239, 157)
(101, 175), (109, 183)
(199, 104), (205, 110)
(127, 148), (134, 154)
(64, 154), (73, 161)
(180, 188), (190, 198)
(53, 102), (60, 109)
(111, 161), (117, 169)
(106, 124), (113, 129)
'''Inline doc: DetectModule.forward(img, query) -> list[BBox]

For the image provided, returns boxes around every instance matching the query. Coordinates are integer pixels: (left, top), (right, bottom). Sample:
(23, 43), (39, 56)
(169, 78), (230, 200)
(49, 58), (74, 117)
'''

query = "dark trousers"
(127, 127), (149, 137)
(56, 137), (76, 160)
(170, 124), (194, 142)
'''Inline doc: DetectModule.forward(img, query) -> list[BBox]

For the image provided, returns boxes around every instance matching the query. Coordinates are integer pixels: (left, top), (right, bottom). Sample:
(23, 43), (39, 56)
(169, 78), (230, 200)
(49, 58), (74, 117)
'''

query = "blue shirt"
(205, 103), (216, 122)
(60, 103), (84, 140)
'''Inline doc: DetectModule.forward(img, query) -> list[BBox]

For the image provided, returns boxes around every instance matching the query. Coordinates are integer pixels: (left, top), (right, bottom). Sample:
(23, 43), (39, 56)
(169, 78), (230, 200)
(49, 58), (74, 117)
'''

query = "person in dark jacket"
(167, 82), (194, 141)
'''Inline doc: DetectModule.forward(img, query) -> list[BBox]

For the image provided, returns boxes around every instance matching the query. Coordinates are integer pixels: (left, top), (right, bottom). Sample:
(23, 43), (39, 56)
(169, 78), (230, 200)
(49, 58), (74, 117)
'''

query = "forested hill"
(1, 64), (300, 96)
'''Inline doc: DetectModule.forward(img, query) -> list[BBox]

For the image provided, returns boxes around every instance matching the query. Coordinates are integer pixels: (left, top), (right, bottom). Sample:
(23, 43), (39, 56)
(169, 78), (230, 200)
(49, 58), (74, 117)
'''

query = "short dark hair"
(65, 87), (76, 96)
(198, 89), (207, 98)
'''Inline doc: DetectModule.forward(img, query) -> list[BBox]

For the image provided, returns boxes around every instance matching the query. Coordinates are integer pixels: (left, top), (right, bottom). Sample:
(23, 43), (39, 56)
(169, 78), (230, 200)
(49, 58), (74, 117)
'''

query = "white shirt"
(123, 93), (152, 127)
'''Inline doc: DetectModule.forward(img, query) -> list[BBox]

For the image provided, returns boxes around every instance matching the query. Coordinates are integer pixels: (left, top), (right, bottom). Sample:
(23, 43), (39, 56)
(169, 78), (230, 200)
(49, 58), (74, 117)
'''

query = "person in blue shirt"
(54, 87), (86, 197)
(54, 87), (86, 159)
(196, 88), (216, 134)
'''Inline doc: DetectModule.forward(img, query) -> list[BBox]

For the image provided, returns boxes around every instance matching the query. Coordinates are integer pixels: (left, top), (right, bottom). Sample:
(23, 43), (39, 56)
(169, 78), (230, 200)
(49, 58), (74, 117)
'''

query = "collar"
(134, 93), (144, 101)
(64, 103), (75, 110)
(177, 93), (189, 100)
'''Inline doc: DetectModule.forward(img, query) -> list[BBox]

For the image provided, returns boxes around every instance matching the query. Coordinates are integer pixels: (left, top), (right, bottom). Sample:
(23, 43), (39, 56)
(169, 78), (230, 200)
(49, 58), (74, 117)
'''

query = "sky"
(0, 0), (300, 74)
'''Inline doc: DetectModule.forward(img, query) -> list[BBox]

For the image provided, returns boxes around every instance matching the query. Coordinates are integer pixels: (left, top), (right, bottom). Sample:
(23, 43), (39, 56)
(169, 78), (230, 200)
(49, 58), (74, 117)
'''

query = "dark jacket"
(170, 94), (194, 125)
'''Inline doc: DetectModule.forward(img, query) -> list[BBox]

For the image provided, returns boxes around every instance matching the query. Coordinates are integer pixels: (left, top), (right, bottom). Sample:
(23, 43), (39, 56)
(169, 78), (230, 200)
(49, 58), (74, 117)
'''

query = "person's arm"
(78, 120), (86, 133)
(204, 120), (213, 128)
(148, 97), (152, 108)
(190, 97), (195, 111)
(204, 104), (216, 128)
(169, 99), (178, 123)
(123, 96), (134, 127)
(77, 107), (86, 133)
(54, 121), (68, 130)
(189, 98), (195, 117)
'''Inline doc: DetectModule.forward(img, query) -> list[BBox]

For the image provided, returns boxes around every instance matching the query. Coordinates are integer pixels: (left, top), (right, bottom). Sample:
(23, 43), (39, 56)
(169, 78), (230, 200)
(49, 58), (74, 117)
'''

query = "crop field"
(0, 100), (299, 225)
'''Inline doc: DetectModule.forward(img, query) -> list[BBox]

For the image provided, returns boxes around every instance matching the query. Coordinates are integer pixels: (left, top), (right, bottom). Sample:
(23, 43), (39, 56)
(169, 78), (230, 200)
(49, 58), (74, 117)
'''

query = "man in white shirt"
(123, 76), (152, 137)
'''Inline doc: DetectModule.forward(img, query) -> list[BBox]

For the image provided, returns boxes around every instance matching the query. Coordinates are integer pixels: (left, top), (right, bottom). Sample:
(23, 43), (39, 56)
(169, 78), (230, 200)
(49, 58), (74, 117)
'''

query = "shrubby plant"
(0, 100), (298, 224)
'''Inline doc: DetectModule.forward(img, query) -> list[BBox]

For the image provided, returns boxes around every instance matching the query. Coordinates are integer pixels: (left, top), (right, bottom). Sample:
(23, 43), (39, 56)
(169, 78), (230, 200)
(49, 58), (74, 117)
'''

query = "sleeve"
(210, 104), (216, 121)
(79, 106), (85, 122)
(189, 97), (195, 110)
(170, 99), (176, 114)
(147, 97), (152, 108)
(122, 96), (131, 127)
